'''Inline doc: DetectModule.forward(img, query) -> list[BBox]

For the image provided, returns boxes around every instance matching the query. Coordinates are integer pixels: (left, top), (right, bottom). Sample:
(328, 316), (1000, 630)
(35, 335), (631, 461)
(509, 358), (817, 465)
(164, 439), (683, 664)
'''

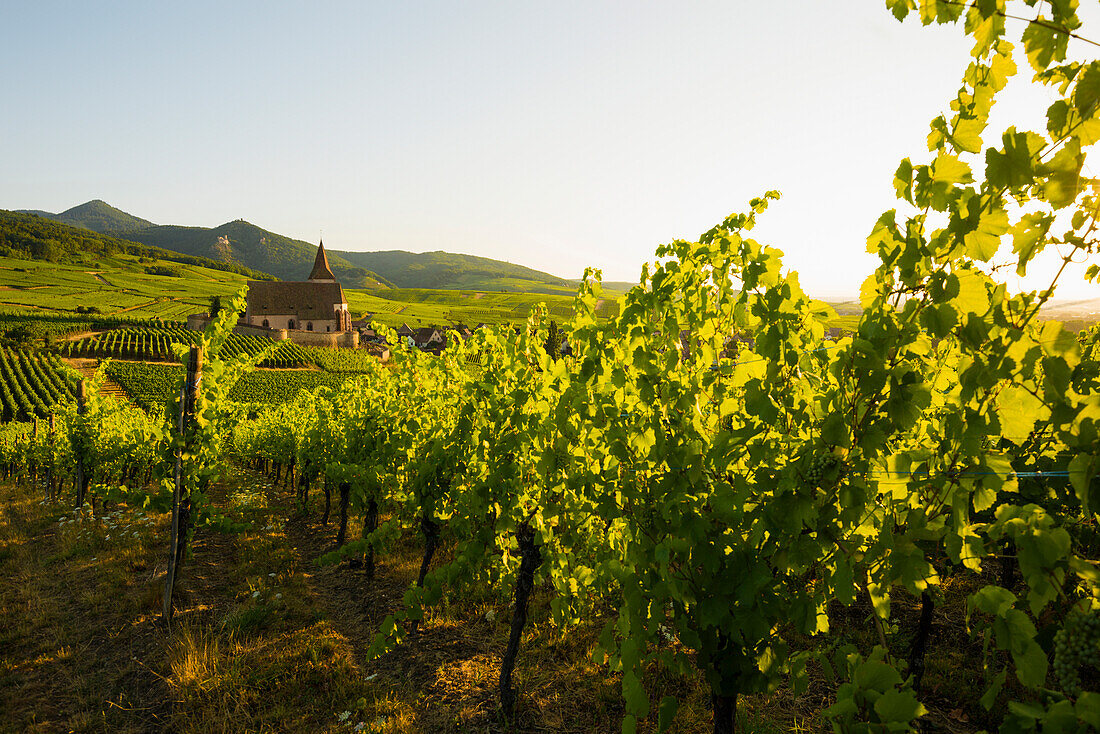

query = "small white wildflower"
(268, 572), (276, 577)
(354, 723), (366, 731)
(252, 591), (260, 599)
(275, 593), (282, 599)
(337, 711), (351, 722)
(485, 609), (496, 622)
(365, 673), (378, 681)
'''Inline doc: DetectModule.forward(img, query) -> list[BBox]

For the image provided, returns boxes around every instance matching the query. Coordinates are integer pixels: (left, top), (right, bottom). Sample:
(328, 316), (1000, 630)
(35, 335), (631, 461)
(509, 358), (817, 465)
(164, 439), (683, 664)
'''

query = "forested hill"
(19, 199), (154, 234)
(0, 211), (277, 281)
(120, 220), (392, 289)
(333, 249), (574, 292)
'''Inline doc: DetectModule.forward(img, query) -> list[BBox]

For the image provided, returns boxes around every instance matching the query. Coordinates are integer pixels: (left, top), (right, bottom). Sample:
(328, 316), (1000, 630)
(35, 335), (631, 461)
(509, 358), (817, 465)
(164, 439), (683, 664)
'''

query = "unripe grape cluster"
(553, 448), (567, 473)
(803, 454), (849, 488)
(1054, 609), (1100, 696)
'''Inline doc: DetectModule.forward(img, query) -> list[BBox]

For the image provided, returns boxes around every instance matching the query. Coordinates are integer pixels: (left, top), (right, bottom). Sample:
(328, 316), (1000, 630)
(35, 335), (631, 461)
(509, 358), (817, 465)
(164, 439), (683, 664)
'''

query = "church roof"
(309, 239), (336, 281)
(247, 280), (347, 320)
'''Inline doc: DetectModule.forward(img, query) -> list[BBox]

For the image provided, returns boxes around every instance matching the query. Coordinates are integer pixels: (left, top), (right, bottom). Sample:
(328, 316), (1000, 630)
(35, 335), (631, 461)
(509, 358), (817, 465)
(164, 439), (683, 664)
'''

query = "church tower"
(308, 238), (336, 282)
(242, 238), (353, 336)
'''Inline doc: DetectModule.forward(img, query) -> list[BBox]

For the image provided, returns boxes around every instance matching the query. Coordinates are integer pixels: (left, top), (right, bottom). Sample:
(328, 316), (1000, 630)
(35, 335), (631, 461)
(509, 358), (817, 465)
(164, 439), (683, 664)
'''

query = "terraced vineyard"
(298, 345), (385, 373)
(344, 287), (623, 328)
(61, 327), (310, 368)
(0, 347), (78, 421)
(104, 360), (354, 413)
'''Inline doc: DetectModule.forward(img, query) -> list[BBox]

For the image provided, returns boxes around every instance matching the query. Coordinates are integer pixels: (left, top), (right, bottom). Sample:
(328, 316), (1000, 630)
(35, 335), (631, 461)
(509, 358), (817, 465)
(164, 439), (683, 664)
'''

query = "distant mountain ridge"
(18, 200), (582, 293)
(119, 220), (393, 289)
(0, 210), (278, 281)
(334, 249), (569, 291)
(19, 200), (154, 234)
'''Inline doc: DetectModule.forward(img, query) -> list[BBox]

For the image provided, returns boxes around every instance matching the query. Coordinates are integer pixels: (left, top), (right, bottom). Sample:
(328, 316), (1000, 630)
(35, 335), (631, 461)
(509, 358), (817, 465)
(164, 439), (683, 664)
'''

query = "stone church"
(242, 241), (353, 334)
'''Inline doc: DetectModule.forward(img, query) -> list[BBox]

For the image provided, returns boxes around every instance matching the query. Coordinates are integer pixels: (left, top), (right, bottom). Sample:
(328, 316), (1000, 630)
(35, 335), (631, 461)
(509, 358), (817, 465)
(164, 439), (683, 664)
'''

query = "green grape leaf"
(1069, 453), (1100, 515)
(622, 670), (650, 719)
(997, 386), (1047, 441)
(986, 129), (1044, 189)
(885, 0), (913, 21)
(853, 658), (902, 691)
(969, 585), (1016, 618)
(1011, 212), (1055, 275)
(657, 696), (679, 732)
(1074, 63), (1100, 114)
(932, 152), (973, 185)
(1038, 138), (1084, 209)
(894, 159), (914, 202)
(980, 669), (1007, 710)
(964, 207), (1009, 261)
(954, 270), (990, 315)
(1076, 692), (1100, 728)
(952, 117), (986, 154)
(832, 557), (857, 606)
(1009, 630), (1049, 688)
(874, 689), (928, 724)
(1022, 18), (1068, 73)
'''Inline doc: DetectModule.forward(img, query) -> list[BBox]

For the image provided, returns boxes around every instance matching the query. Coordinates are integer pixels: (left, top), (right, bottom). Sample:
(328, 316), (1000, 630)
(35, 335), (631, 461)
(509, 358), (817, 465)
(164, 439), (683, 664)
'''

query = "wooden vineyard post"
(45, 414), (56, 500)
(163, 345), (203, 624)
(29, 419), (38, 488)
(74, 381), (88, 507)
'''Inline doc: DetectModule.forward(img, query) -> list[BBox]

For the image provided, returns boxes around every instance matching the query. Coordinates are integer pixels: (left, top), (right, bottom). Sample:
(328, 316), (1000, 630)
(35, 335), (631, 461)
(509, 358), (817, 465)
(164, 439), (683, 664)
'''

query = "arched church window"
(288, 319), (296, 330)
(262, 319), (269, 328)
(307, 322), (313, 331)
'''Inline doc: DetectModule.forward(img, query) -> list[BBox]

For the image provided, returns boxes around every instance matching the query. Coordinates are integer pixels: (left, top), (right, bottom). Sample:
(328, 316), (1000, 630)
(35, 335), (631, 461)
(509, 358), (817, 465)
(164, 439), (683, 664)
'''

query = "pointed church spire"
(308, 239), (336, 282)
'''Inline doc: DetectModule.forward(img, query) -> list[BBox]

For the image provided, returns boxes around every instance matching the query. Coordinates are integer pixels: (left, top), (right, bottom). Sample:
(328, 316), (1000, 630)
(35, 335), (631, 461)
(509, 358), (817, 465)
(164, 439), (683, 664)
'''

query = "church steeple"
(308, 239), (336, 282)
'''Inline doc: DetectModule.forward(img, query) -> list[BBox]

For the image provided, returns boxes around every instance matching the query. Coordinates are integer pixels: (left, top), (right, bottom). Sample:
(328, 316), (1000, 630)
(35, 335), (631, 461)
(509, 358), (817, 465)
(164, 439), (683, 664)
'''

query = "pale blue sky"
(1, 2), (1095, 300)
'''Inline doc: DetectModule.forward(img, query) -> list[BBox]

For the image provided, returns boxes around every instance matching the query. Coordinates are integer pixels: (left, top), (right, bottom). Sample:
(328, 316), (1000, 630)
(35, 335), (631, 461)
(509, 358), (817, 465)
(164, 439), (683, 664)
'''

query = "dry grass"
(0, 478), (171, 732)
(0, 464), (836, 733)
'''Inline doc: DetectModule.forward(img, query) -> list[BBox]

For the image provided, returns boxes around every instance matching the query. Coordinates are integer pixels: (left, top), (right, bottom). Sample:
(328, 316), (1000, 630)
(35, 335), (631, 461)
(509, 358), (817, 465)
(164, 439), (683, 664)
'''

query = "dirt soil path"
(62, 357), (133, 405)
(280, 489), (513, 731)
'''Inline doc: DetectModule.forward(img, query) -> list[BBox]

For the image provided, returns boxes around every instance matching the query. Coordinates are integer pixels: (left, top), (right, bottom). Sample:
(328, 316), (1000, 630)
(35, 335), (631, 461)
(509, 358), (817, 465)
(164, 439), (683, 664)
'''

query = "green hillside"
(22, 199), (154, 234)
(334, 249), (575, 293)
(0, 253), (252, 321)
(343, 286), (622, 328)
(565, 277), (635, 293)
(0, 210), (275, 281)
(120, 220), (392, 289)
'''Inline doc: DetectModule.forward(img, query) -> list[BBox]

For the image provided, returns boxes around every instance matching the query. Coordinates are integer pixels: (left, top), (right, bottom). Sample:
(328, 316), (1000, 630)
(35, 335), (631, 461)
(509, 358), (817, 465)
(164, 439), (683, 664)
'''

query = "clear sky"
(1, 2), (1096, 300)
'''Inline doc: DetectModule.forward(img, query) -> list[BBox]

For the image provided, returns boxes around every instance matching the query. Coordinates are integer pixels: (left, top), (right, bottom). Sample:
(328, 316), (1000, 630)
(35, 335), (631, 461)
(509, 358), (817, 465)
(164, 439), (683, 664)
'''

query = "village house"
(413, 327), (445, 352)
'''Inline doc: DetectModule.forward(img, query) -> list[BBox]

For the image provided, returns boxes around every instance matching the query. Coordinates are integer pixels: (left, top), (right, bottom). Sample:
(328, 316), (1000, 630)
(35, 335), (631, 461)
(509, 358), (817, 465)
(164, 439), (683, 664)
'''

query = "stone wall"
(243, 314), (340, 333)
(186, 313), (210, 331)
(186, 316), (359, 348)
(283, 329), (359, 348)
